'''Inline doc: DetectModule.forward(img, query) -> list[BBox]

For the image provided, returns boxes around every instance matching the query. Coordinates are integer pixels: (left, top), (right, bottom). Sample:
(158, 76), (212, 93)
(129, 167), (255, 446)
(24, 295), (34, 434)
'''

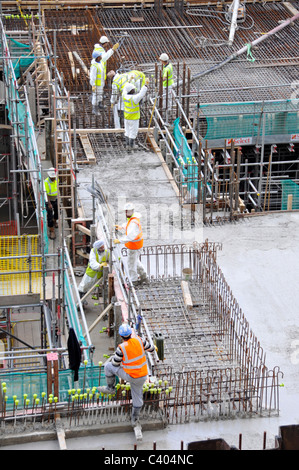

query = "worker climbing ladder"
(53, 92), (76, 237)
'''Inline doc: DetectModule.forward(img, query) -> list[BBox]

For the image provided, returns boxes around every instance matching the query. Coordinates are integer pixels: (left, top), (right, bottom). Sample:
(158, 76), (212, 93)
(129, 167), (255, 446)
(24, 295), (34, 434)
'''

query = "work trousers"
(78, 272), (102, 295)
(124, 119), (139, 140)
(162, 85), (173, 109)
(92, 86), (104, 106)
(104, 361), (147, 409)
(46, 199), (58, 228)
(127, 249), (147, 282)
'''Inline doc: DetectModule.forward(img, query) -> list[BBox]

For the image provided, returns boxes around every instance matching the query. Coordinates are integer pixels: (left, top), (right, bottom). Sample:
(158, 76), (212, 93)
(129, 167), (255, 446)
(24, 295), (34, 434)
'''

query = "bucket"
(182, 268), (192, 281)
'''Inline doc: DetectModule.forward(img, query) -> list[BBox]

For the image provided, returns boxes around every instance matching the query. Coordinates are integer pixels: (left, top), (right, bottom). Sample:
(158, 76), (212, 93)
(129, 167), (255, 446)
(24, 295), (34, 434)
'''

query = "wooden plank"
(181, 280), (193, 309)
(72, 127), (153, 134)
(78, 133), (96, 163)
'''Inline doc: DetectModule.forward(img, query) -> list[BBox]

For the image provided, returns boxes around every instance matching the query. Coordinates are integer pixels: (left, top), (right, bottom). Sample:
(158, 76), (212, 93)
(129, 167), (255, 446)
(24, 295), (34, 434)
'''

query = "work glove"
(92, 85), (96, 92)
(113, 239), (120, 244)
(114, 224), (122, 231)
(144, 77), (149, 87)
(155, 346), (158, 353)
(112, 43), (120, 51)
(100, 262), (108, 268)
(111, 103), (114, 109)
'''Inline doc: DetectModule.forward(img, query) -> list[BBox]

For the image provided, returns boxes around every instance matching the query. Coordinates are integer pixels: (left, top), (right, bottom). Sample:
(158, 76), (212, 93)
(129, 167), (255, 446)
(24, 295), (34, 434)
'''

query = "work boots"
(49, 227), (56, 240)
(125, 136), (130, 150)
(98, 376), (116, 395)
(131, 406), (142, 427)
(129, 138), (138, 150)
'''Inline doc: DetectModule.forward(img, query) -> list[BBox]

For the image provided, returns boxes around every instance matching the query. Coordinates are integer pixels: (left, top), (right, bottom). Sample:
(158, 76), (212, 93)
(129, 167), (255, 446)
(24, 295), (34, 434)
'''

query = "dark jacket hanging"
(67, 327), (82, 381)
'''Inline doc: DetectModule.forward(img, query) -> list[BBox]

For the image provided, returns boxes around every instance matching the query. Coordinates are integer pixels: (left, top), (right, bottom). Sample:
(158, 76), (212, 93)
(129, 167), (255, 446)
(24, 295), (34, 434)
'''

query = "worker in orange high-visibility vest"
(98, 322), (156, 428)
(113, 202), (148, 285)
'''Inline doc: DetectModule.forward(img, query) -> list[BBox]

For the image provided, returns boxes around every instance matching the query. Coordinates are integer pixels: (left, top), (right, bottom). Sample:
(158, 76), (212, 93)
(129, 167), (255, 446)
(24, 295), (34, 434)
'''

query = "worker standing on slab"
(90, 51), (105, 113)
(108, 69), (147, 130)
(78, 239), (109, 306)
(99, 322), (156, 430)
(44, 167), (58, 240)
(114, 202), (148, 285)
(122, 78), (149, 150)
(107, 70), (130, 129)
(159, 53), (174, 111)
(92, 36), (119, 86)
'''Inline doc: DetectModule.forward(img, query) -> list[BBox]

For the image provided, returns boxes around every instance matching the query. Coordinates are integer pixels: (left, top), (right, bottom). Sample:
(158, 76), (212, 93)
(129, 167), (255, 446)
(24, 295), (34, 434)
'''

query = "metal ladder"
(53, 92), (76, 236)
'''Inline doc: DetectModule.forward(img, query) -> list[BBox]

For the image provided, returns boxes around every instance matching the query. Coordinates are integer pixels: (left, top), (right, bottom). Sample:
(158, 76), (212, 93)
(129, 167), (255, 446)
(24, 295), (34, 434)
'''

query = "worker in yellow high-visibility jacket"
(121, 79), (149, 150)
(78, 240), (109, 307)
(44, 167), (58, 240)
(159, 53), (174, 111)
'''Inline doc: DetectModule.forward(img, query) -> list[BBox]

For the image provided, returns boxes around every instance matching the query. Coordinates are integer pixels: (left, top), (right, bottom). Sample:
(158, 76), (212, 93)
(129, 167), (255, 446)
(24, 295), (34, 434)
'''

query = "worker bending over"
(122, 78), (149, 150)
(78, 240), (109, 306)
(99, 322), (156, 428)
(114, 202), (148, 285)
(159, 53), (174, 111)
(44, 167), (58, 240)
(108, 69), (146, 130)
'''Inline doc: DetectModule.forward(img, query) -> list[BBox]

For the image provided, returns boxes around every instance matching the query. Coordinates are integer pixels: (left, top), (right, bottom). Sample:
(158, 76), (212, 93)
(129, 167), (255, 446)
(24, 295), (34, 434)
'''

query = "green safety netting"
(173, 117), (201, 200)
(4, 36), (34, 79)
(281, 180), (299, 210)
(199, 100), (299, 141)
(0, 365), (108, 410)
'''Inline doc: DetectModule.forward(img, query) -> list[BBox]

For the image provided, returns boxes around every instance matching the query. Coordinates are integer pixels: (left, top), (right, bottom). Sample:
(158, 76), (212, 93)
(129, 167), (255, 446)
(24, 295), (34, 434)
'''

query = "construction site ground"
(2, 136), (299, 449)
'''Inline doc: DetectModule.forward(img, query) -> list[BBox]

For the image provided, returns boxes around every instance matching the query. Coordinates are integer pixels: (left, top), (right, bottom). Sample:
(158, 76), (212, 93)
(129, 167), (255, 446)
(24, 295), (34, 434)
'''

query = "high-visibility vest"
(93, 45), (107, 79)
(92, 61), (104, 87)
(128, 70), (146, 88)
(113, 73), (129, 93)
(162, 62), (174, 87)
(123, 96), (140, 121)
(86, 249), (109, 278)
(44, 177), (58, 198)
(119, 336), (148, 378)
(125, 216), (143, 250)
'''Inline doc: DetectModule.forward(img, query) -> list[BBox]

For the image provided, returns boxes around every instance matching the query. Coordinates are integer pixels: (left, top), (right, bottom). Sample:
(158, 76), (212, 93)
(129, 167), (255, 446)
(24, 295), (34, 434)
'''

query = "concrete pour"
(2, 147), (298, 450)
(69, 146), (299, 450)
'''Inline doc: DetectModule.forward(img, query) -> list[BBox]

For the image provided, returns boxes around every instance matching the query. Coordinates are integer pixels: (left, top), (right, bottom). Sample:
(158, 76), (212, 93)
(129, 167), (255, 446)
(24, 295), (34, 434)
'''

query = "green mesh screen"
(0, 365), (108, 410)
(5, 36), (34, 79)
(200, 100), (299, 141)
(281, 180), (299, 210)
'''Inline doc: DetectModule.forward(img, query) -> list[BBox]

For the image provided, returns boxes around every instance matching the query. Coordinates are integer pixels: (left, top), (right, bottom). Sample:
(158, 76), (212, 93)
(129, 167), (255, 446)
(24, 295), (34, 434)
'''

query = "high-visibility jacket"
(93, 45), (107, 79)
(125, 216), (143, 250)
(91, 61), (104, 87)
(128, 70), (146, 88)
(162, 62), (174, 87)
(44, 177), (58, 199)
(119, 336), (148, 378)
(123, 96), (140, 121)
(113, 73), (129, 93)
(86, 248), (109, 278)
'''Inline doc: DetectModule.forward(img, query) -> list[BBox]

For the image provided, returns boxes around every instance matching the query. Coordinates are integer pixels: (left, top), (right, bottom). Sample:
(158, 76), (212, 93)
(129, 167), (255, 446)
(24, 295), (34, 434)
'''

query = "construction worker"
(92, 36), (119, 85)
(159, 53), (174, 110)
(122, 78), (149, 150)
(78, 239), (109, 306)
(90, 51), (105, 114)
(108, 69), (146, 130)
(90, 42), (119, 114)
(44, 167), (58, 240)
(99, 322), (156, 429)
(114, 202), (147, 285)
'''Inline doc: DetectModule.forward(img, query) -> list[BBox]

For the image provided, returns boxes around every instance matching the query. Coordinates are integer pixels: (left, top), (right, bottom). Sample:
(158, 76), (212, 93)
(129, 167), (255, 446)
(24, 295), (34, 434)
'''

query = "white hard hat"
(47, 167), (56, 178)
(124, 83), (136, 94)
(159, 53), (169, 62)
(124, 202), (134, 211)
(100, 36), (109, 44)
